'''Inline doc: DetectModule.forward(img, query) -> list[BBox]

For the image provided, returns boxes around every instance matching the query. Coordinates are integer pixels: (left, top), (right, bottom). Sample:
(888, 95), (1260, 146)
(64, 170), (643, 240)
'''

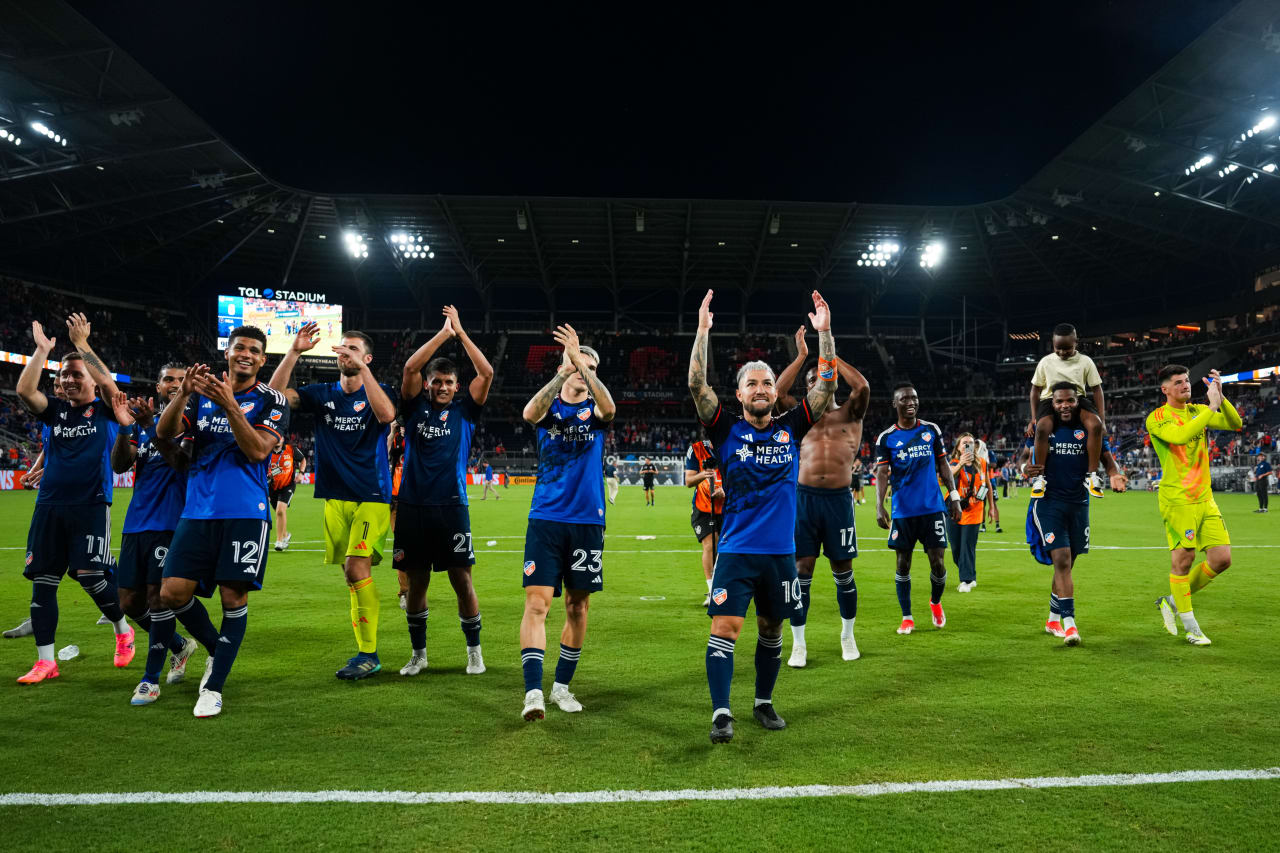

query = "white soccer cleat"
(273, 540), (284, 552)
(166, 636), (198, 685)
(130, 681), (160, 705)
(1030, 476), (1047, 499)
(198, 656), (214, 692)
(787, 643), (807, 668)
(1157, 596), (1178, 636)
(282, 533), (292, 549)
(549, 683), (583, 713)
(96, 613), (111, 626)
(522, 689), (545, 721)
(194, 688), (223, 717)
(399, 652), (428, 676)
(466, 646), (486, 675)
(2, 618), (33, 639)
(1185, 630), (1212, 647)
(702, 593), (710, 607)
(841, 633), (860, 661)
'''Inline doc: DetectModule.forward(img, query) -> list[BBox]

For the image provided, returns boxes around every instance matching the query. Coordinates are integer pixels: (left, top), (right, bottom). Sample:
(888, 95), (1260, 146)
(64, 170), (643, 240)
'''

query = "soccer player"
(851, 459), (866, 505)
(1252, 452), (1271, 513)
(1025, 382), (1128, 645)
(150, 327), (290, 716)
(268, 438), (305, 551)
(269, 322), (397, 680)
(388, 423), (408, 610)
(1148, 366), (1240, 646)
(1028, 324), (1106, 499)
(874, 384), (962, 635)
(690, 289), (836, 744)
(518, 325), (616, 721)
(774, 325), (869, 667)
(479, 459), (500, 500)
(685, 439), (724, 607)
(393, 307), (494, 677)
(13, 321), (138, 683)
(604, 459), (620, 506)
(640, 457), (658, 505)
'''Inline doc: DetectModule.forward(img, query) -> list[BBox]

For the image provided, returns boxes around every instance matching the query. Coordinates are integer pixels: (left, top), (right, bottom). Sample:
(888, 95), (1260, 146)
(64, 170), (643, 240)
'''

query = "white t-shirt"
(1032, 352), (1102, 399)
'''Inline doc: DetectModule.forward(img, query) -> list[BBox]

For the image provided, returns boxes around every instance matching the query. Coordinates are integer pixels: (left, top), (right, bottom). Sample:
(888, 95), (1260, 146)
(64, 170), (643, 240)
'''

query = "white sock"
(113, 618), (129, 634)
(36, 643), (54, 662)
(712, 706), (732, 722)
(754, 697), (772, 707)
(552, 681), (568, 692)
(705, 577), (713, 592)
(841, 617), (856, 638)
(1063, 616), (1076, 630)
(1179, 611), (1200, 633)
(791, 624), (806, 645)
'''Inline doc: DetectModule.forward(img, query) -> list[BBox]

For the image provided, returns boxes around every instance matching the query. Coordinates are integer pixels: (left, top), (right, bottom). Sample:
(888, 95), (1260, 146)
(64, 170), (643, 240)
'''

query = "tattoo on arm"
(579, 368), (616, 422)
(688, 329), (719, 422)
(523, 372), (569, 424)
(805, 330), (836, 418)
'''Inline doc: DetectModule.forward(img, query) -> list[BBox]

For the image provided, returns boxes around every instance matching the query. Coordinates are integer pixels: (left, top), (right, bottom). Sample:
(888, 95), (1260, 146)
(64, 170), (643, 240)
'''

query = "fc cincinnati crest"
(25, 552), (33, 566)
(439, 410), (449, 422)
(1184, 529), (1195, 541)
(353, 401), (366, 413)
(1074, 429), (1086, 440)
(270, 410), (283, 421)
(576, 408), (592, 421)
(394, 549), (405, 562)
(524, 560), (537, 576)
(891, 529), (899, 540)
(772, 430), (791, 443)
(239, 401), (255, 413)
(1045, 532), (1056, 544)
(922, 432), (932, 441)
(712, 588), (728, 605)
(82, 405), (94, 418)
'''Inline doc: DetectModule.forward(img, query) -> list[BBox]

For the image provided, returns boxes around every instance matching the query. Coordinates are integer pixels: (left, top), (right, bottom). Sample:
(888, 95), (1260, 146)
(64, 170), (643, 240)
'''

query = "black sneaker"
(752, 703), (787, 730)
(709, 713), (734, 744)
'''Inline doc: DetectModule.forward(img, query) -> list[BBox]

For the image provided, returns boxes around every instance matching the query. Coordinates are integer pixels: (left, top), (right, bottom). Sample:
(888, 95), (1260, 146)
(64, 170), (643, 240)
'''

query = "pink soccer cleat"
(114, 626), (136, 668)
(1063, 626), (1081, 646)
(896, 617), (915, 635)
(17, 659), (60, 684)
(929, 602), (946, 628)
(1045, 619), (1066, 638)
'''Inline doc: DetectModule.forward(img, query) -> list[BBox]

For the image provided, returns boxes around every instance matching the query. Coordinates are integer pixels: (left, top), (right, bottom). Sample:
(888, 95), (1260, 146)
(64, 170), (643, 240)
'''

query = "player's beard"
(744, 396), (773, 418)
(338, 363), (363, 377)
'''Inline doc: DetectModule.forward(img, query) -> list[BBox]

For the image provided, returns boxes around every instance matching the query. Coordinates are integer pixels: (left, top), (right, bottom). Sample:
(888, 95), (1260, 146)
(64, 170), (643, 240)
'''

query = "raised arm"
(688, 290), (720, 422)
(269, 321), (320, 408)
(553, 324), (615, 422)
(401, 317), (456, 402)
(108, 391), (139, 474)
(17, 322), (54, 415)
(836, 357), (870, 421)
(130, 395), (191, 472)
(522, 363), (573, 425)
(775, 326), (808, 411)
(444, 306), (495, 406)
(1146, 405), (1217, 446)
(157, 364), (202, 440)
(804, 291), (837, 419)
(330, 339), (395, 424)
(65, 313), (121, 400)
(191, 371), (275, 462)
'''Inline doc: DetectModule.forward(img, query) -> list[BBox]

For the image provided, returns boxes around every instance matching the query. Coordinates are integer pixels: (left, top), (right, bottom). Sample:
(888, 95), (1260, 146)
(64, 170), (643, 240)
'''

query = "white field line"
(2, 767), (1276, 807)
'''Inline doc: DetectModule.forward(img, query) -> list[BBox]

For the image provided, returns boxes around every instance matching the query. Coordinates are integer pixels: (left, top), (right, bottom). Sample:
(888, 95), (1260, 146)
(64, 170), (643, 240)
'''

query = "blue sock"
(706, 634), (735, 713)
(1060, 597), (1075, 620)
(143, 609), (175, 683)
(133, 610), (188, 655)
(407, 609), (428, 652)
(833, 569), (858, 619)
(790, 575), (812, 627)
(173, 597), (221, 654)
(204, 605), (247, 694)
(895, 571), (912, 617)
(460, 613), (481, 647)
(754, 634), (783, 703)
(521, 647), (544, 693)
(553, 644), (581, 686)
(30, 576), (60, 647)
(76, 570), (124, 624)
(1049, 593), (1062, 619)
(930, 568), (946, 605)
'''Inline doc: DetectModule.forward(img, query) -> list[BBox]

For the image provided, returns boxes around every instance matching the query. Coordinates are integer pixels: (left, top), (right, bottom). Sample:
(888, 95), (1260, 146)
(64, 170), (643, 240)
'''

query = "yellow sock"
(1169, 573), (1192, 614)
(350, 577), (380, 654)
(1188, 563), (1218, 594)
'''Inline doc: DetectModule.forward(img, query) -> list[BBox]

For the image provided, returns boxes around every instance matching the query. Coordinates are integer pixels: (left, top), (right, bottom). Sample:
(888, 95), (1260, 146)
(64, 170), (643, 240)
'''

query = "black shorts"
(393, 503), (475, 572)
(164, 517), (271, 596)
(851, 474), (863, 489)
(642, 476), (655, 490)
(691, 509), (721, 543)
(888, 512), (949, 552)
(269, 486), (295, 507)
(24, 503), (115, 580)
(795, 485), (857, 560)
(117, 530), (174, 589)
(1029, 498), (1090, 558)
(1036, 396), (1099, 420)
(522, 518), (604, 596)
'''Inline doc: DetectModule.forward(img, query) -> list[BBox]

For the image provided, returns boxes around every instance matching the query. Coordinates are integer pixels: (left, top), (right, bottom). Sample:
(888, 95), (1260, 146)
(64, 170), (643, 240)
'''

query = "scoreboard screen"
(217, 295), (344, 357)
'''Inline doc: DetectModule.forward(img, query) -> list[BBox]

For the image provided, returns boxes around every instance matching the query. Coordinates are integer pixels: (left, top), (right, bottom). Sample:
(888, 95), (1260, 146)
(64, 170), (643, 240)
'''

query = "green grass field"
(1, 484), (1277, 851)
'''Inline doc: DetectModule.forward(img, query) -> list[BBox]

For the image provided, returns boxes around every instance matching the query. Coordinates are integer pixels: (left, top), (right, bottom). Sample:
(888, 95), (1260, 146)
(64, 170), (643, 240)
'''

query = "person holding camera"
(946, 433), (991, 593)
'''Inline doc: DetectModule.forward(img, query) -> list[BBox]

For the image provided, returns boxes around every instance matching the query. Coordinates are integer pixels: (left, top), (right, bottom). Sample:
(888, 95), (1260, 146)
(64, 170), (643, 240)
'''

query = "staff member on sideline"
(269, 439), (305, 551)
(1253, 452), (1272, 513)
(946, 433), (991, 593)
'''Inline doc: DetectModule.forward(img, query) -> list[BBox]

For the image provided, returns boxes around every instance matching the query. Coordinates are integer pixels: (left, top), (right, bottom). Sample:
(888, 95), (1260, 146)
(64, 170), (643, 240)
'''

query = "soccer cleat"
(1157, 596), (1179, 636)
(336, 654), (382, 680)
(17, 659), (59, 684)
(896, 618), (915, 635)
(1030, 475), (1047, 499)
(957, 582), (972, 593)
(166, 637), (198, 685)
(549, 683), (583, 713)
(282, 533), (292, 550)
(995, 525), (1003, 533)
(398, 593), (408, 612)
(194, 688), (223, 717)
(399, 652), (427, 676)
(1045, 619), (1066, 638)
(1185, 630), (1212, 646)
(752, 703), (787, 730)
(2, 618), (33, 639)
(709, 712), (735, 744)
(113, 626), (136, 668)
(1063, 626), (1081, 646)
(199, 656), (214, 692)
(130, 681), (160, 705)
(522, 689), (546, 721)
(1086, 472), (1105, 499)
(930, 602), (946, 628)
(840, 633), (860, 661)
(787, 643), (808, 668)
(702, 593), (710, 607)
(465, 646), (486, 675)
(96, 613), (111, 626)
(273, 540), (284, 552)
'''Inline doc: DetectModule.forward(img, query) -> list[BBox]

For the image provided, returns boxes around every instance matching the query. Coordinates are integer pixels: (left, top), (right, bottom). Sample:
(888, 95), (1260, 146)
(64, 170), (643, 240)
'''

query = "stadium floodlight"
(1217, 163), (1240, 178)
(1264, 164), (1277, 173)
(2, 129), (21, 147)
(31, 121), (68, 146)
(1183, 154), (1213, 176)
(343, 231), (369, 259)
(390, 230), (432, 261)
(856, 241), (900, 268)
(919, 241), (945, 269)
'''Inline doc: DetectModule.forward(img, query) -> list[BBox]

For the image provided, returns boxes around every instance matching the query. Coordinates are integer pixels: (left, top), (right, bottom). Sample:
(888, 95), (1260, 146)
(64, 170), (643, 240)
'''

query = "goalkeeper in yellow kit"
(1146, 366), (1241, 646)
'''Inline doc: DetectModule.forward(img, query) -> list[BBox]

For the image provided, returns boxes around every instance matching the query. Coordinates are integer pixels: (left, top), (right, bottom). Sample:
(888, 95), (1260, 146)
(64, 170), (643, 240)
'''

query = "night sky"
(70, 1), (1235, 204)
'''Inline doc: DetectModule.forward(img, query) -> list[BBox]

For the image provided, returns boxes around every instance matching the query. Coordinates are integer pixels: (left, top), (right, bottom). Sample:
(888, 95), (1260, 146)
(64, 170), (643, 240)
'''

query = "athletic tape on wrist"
(817, 358), (835, 381)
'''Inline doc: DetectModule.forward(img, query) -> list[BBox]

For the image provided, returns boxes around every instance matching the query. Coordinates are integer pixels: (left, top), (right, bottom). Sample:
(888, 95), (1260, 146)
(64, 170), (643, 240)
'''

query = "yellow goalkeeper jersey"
(1145, 400), (1241, 506)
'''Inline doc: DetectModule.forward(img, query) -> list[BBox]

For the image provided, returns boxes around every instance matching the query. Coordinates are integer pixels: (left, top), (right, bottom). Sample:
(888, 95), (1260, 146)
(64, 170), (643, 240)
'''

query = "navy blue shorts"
(888, 512), (948, 552)
(795, 485), (858, 560)
(393, 503), (475, 572)
(164, 518), (270, 596)
(117, 530), (174, 589)
(1029, 498), (1090, 558)
(24, 503), (115, 580)
(522, 518), (604, 596)
(708, 552), (800, 622)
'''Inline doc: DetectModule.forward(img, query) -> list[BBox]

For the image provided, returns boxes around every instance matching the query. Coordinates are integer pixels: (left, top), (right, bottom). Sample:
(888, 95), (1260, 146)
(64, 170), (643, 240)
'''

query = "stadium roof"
(1, 0), (1279, 332)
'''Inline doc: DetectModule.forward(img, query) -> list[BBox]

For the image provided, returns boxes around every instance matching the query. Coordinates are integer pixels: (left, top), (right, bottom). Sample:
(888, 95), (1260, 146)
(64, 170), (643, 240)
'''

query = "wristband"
(119, 424), (137, 438)
(817, 357), (835, 381)
(947, 490), (961, 503)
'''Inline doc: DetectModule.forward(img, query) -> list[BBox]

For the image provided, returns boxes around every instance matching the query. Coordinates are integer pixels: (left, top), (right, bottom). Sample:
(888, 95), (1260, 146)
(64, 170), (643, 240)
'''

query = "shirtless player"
(775, 327), (870, 667)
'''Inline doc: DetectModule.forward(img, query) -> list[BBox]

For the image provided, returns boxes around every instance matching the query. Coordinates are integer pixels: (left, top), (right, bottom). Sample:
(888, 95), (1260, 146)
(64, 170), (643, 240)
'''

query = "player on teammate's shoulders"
(393, 306), (494, 677)
(13, 320), (139, 683)
(774, 324), (869, 667)
(1027, 324), (1107, 499)
(1024, 382), (1128, 646)
(270, 322), (397, 680)
(1147, 367), (1240, 646)
(640, 457), (658, 506)
(518, 325), (616, 721)
(151, 325), (290, 716)
(268, 438), (305, 551)
(874, 384), (962, 635)
(684, 438), (724, 607)
(690, 289), (837, 744)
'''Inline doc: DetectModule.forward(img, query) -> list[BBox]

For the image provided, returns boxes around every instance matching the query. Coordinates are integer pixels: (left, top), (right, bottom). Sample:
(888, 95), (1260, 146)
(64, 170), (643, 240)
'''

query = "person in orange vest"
(944, 433), (992, 593)
(685, 440), (725, 606)
(269, 439), (305, 551)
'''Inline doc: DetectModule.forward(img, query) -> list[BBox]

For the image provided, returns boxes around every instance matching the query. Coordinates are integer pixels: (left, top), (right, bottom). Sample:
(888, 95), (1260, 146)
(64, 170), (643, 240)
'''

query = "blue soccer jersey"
(180, 382), (290, 521)
(122, 424), (187, 533)
(1042, 422), (1090, 504)
(529, 396), (607, 526)
(874, 420), (947, 519)
(33, 398), (119, 505)
(1255, 459), (1272, 480)
(398, 393), (481, 506)
(701, 400), (816, 554)
(295, 381), (397, 503)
